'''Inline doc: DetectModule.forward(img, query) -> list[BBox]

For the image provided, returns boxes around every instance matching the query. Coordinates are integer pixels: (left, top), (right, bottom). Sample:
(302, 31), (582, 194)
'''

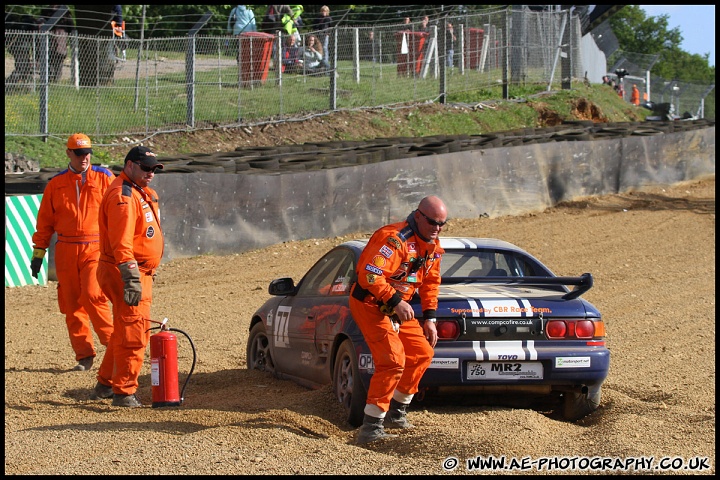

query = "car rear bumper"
(420, 341), (610, 388)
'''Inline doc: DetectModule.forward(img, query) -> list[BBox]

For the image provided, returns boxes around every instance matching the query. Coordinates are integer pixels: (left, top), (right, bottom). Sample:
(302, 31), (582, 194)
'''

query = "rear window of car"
(440, 250), (546, 278)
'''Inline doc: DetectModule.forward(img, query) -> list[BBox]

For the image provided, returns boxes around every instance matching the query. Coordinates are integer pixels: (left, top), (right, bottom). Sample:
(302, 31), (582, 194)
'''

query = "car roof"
(342, 237), (527, 254)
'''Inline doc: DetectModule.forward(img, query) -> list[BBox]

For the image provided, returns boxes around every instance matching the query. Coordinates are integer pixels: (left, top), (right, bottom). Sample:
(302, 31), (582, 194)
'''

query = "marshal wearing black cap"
(124, 146), (164, 170)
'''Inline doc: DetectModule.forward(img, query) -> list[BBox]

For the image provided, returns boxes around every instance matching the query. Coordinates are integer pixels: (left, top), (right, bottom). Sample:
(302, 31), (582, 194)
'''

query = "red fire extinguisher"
(149, 318), (196, 408)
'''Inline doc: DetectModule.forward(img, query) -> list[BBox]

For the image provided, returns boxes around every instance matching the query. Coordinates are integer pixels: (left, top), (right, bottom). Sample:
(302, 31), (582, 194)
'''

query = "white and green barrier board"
(5, 194), (44, 287)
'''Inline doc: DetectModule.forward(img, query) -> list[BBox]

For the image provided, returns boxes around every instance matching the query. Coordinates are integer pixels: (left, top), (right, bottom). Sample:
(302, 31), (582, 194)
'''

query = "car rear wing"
(442, 272), (594, 300)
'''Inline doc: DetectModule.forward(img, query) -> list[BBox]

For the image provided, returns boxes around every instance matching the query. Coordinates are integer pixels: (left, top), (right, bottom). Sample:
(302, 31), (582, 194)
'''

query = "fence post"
(439, 20), (447, 104)
(330, 28), (337, 111)
(503, 10), (510, 99)
(186, 12), (213, 129)
(39, 34), (49, 138)
(353, 28), (360, 84)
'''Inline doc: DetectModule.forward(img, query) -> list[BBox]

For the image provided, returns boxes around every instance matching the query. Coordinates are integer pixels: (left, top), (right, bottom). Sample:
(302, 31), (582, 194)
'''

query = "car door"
(277, 247), (353, 383)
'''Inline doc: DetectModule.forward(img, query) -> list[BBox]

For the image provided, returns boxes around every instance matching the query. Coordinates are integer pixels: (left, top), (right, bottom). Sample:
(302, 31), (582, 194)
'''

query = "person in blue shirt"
(228, 5), (257, 36)
(228, 6), (257, 65)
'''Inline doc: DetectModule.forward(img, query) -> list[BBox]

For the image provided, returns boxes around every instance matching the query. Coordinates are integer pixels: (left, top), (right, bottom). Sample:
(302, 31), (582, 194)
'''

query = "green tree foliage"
(610, 5), (714, 83)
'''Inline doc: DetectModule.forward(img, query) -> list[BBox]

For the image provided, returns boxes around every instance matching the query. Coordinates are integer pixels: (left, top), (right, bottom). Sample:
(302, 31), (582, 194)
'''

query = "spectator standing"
(228, 5), (257, 36)
(38, 5), (74, 83)
(228, 5), (257, 65)
(281, 5), (303, 43)
(363, 30), (378, 63)
(615, 82), (625, 100)
(446, 22), (457, 68)
(30, 134), (115, 371)
(631, 84), (640, 106)
(92, 146), (165, 407)
(261, 5), (284, 33)
(111, 5), (127, 62)
(418, 15), (433, 63)
(5, 13), (41, 88)
(317, 6), (333, 64)
(350, 196), (447, 444)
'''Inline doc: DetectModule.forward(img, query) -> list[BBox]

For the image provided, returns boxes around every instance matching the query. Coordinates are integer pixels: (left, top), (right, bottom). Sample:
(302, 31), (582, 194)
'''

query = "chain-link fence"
(5, 6), (712, 143)
(607, 50), (715, 119)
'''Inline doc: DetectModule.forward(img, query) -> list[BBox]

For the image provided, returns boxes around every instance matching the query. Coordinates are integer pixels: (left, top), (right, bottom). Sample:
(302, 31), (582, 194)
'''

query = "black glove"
(119, 261), (142, 306)
(30, 248), (46, 279)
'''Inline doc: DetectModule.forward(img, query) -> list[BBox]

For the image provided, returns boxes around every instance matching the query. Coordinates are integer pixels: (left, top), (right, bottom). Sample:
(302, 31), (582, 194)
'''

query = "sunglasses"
(133, 161), (157, 173)
(417, 209), (447, 227)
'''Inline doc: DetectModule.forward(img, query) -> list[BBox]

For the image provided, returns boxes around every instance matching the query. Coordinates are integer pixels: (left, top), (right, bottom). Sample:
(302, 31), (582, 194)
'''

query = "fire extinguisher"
(148, 318), (196, 408)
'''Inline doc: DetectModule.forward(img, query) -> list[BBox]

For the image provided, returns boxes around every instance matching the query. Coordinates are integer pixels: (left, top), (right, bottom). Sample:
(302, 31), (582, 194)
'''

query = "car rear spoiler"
(442, 272), (594, 300)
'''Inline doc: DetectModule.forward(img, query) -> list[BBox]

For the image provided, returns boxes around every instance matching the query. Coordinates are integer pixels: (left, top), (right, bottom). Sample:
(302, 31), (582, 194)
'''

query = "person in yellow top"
(31, 133), (115, 371)
(92, 146), (165, 407)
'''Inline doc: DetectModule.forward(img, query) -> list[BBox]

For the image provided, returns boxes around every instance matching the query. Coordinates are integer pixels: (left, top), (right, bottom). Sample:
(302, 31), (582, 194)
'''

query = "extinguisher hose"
(169, 327), (197, 404)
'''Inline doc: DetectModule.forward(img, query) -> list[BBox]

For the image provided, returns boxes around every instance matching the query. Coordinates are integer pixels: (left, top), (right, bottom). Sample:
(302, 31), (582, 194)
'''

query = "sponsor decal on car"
(429, 357), (459, 369)
(273, 306), (291, 348)
(470, 340), (538, 361)
(555, 357), (591, 368)
(358, 353), (375, 373)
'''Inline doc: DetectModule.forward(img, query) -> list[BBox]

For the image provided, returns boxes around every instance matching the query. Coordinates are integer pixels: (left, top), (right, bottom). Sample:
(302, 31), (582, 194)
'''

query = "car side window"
(328, 256), (355, 295)
(297, 249), (354, 296)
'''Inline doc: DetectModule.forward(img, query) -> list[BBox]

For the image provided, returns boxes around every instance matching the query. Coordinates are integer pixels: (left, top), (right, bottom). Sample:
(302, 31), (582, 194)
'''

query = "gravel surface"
(4, 176), (715, 475)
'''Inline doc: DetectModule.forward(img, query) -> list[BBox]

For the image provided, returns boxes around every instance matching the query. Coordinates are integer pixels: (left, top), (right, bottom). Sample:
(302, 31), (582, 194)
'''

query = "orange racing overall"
(349, 218), (443, 413)
(31, 166), (115, 361)
(96, 172), (164, 396)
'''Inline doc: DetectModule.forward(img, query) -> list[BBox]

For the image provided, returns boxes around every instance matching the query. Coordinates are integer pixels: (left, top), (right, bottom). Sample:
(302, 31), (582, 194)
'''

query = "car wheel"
(246, 322), (275, 374)
(562, 386), (601, 421)
(332, 340), (367, 428)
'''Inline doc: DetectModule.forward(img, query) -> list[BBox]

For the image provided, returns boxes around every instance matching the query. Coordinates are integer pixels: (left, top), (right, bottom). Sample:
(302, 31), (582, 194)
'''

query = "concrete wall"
(149, 127), (715, 263)
(580, 33), (608, 84)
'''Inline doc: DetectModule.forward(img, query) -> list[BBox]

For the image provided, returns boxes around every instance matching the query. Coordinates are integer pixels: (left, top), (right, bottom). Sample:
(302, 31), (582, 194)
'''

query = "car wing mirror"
(269, 277), (296, 295)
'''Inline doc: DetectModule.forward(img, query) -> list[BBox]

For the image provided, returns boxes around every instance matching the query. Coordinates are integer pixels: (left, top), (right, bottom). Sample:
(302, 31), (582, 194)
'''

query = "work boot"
(356, 414), (398, 445)
(385, 398), (415, 429)
(73, 356), (94, 371)
(112, 394), (143, 408)
(90, 382), (113, 400)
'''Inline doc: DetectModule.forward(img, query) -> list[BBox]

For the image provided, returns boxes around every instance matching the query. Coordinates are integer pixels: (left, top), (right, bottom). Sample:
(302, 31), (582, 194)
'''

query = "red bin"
(238, 32), (275, 85)
(395, 30), (429, 77)
(465, 28), (485, 70)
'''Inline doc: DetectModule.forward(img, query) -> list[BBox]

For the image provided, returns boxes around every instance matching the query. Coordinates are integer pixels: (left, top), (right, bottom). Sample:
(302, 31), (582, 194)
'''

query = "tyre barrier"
(5, 119), (715, 195)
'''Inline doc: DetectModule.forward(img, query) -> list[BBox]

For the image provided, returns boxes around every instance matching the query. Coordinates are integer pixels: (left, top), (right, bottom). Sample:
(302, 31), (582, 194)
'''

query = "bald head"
(418, 196), (447, 218)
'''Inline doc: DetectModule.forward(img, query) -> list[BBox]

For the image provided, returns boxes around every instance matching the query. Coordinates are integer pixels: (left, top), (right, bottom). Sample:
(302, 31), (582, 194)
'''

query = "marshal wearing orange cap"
(31, 133), (115, 371)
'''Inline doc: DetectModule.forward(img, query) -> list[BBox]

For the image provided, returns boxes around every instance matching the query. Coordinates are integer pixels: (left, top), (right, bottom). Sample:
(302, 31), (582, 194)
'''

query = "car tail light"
(545, 320), (567, 338)
(575, 320), (595, 339)
(545, 319), (605, 340)
(436, 320), (459, 340)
